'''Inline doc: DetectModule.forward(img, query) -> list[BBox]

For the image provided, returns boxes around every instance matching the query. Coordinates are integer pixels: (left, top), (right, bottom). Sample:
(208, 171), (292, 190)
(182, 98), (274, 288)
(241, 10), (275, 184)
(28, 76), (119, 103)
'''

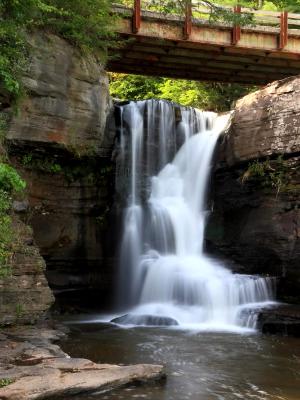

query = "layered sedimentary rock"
(0, 214), (54, 325)
(207, 76), (300, 303)
(7, 33), (112, 155)
(223, 76), (300, 164)
(5, 32), (115, 304)
(0, 325), (165, 400)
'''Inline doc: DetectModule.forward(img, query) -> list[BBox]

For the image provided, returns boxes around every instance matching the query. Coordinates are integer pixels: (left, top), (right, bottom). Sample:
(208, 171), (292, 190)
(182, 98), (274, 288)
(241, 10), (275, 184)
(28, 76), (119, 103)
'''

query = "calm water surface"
(60, 318), (300, 400)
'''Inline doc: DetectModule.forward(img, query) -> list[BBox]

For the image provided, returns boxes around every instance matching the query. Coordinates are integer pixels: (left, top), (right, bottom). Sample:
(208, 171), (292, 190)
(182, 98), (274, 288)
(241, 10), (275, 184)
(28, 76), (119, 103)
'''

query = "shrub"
(242, 156), (290, 196)
(0, 163), (26, 194)
(0, 378), (14, 388)
(0, 164), (26, 275)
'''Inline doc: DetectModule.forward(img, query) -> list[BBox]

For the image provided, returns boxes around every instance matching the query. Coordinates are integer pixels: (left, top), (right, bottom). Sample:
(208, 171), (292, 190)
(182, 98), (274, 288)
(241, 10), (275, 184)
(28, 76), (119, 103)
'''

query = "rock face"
(224, 76), (300, 165)
(257, 305), (300, 337)
(0, 216), (54, 325)
(0, 325), (165, 400)
(7, 33), (112, 156)
(4, 32), (116, 304)
(207, 76), (300, 303)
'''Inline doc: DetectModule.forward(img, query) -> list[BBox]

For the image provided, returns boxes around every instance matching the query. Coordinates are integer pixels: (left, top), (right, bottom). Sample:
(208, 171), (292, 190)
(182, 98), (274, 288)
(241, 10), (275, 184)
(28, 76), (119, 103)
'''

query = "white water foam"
(113, 100), (276, 332)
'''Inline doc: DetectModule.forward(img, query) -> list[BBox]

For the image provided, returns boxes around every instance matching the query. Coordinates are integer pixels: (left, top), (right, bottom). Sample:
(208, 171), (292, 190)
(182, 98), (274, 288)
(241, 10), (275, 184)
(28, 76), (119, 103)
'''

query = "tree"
(109, 73), (255, 112)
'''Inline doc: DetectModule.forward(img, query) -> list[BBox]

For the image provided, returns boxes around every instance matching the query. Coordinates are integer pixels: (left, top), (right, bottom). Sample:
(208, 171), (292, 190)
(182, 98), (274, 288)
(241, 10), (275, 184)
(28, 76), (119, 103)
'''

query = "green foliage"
(0, 189), (13, 275)
(120, 0), (254, 24)
(0, 378), (13, 388)
(15, 303), (24, 318)
(0, 163), (26, 194)
(242, 156), (291, 196)
(110, 73), (254, 111)
(267, 0), (300, 12)
(96, 206), (111, 227)
(0, 113), (8, 146)
(120, 0), (299, 23)
(0, 0), (116, 104)
(143, 0), (300, 13)
(110, 74), (163, 100)
(0, 164), (26, 276)
(21, 152), (114, 186)
(22, 153), (62, 174)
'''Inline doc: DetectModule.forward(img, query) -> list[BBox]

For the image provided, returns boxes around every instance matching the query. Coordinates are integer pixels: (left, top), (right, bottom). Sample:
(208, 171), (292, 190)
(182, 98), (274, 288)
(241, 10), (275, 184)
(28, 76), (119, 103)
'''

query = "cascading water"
(114, 100), (275, 332)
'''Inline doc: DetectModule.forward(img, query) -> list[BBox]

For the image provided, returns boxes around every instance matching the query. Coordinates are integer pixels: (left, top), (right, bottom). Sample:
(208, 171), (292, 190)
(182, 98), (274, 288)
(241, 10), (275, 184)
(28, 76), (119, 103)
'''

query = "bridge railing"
(115, 0), (300, 49)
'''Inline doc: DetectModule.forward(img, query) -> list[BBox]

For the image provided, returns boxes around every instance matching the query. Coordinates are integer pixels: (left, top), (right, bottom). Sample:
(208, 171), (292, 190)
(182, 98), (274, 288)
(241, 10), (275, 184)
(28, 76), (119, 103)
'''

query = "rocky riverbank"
(0, 322), (165, 400)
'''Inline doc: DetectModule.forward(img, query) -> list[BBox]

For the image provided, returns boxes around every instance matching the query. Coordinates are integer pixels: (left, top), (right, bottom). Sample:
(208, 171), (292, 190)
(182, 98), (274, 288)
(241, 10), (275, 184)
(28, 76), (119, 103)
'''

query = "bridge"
(108, 1), (300, 84)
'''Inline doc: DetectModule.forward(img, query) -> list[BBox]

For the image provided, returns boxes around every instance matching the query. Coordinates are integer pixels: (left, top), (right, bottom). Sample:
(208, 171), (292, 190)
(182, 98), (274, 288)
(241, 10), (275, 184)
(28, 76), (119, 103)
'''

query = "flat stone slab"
(0, 359), (165, 400)
(0, 324), (166, 400)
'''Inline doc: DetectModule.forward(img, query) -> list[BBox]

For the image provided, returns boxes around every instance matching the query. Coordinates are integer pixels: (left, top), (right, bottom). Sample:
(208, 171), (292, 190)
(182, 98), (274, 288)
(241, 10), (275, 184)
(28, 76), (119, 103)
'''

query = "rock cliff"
(0, 213), (54, 325)
(4, 32), (115, 308)
(207, 76), (300, 303)
(7, 33), (112, 156)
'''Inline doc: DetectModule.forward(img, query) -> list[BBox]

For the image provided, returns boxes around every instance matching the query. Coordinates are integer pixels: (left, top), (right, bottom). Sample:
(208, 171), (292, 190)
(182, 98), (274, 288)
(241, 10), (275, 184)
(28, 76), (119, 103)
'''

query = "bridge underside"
(107, 8), (300, 85)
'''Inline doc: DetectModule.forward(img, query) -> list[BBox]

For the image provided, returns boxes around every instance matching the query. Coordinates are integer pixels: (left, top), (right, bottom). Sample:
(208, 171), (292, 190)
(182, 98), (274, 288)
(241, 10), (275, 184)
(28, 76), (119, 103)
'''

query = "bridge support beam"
(132, 0), (141, 34)
(232, 5), (241, 45)
(279, 11), (288, 50)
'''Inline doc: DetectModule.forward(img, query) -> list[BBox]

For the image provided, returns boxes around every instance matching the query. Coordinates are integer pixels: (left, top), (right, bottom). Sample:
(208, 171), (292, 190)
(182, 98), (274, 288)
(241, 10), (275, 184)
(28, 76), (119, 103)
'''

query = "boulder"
(222, 76), (300, 165)
(111, 314), (179, 326)
(257, 305), (300, 337)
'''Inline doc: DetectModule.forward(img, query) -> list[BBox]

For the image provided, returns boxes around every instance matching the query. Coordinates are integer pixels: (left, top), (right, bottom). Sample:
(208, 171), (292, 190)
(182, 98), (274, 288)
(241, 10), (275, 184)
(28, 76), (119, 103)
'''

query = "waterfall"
(114, 100), (275, 332)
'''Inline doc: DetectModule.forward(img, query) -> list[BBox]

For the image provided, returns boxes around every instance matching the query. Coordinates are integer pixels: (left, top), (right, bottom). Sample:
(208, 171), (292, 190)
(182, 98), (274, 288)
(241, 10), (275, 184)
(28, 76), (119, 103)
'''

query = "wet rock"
(257, 305), (300, 337)
(208, 76), (300, 303)
(0, 324), (165, 400)
(111, 314), (179, 326)
(0, 361), (165, 400)
(12, 200), (29, 213)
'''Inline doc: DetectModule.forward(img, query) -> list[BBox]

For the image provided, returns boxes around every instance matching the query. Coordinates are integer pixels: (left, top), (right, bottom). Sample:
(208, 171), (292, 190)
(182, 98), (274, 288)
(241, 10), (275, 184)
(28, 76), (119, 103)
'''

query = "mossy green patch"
(0, 378), (14, 388)
(241, 156), (297, 197)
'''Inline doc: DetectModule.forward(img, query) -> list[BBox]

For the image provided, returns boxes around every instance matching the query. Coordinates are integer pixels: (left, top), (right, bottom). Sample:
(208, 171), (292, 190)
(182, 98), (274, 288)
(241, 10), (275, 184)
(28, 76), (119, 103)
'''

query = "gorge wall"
(0, 211), (54, 325)
(0, 142), (53, 325)
(3, 32), (116, 313)
(2, 30), (300, 323)
(207, 76), (300, 303)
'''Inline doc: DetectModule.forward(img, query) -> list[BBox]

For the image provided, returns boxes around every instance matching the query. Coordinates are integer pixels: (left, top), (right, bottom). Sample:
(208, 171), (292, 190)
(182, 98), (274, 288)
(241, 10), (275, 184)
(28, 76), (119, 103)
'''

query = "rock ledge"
(0, 324), (165, 400)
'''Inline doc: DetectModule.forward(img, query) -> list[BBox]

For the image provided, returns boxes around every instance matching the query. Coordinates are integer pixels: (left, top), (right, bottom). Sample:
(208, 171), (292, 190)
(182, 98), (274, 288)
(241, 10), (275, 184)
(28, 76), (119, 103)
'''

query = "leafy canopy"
(109, 73), (255, 112)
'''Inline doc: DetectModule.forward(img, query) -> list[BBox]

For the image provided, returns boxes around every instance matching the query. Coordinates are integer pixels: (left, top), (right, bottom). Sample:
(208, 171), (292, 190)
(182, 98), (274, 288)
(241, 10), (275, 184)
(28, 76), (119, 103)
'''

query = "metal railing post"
(279, 11), (288, 50)
(183, 0), (192, 40)
(132, 0), (141, 34)
(232, 5), (241, 45)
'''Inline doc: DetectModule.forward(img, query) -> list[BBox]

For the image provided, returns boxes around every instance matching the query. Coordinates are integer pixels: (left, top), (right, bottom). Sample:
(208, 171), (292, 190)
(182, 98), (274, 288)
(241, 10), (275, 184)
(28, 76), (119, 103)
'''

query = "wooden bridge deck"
(108, 2), (300, 84)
